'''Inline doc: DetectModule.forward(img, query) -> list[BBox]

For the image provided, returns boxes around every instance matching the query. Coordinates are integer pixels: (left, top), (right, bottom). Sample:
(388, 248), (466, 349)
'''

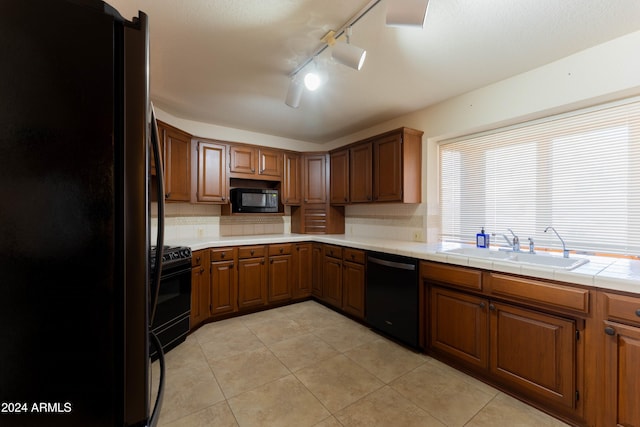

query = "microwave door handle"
(149, 103), (165, 326)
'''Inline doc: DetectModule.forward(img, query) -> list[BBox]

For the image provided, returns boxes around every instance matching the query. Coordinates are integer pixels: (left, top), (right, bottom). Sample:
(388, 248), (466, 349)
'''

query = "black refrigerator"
(0, 1), (165, 426)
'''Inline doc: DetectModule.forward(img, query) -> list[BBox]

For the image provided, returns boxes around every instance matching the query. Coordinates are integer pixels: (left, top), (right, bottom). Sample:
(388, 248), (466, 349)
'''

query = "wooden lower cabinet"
(293, 243), (312, 299)
(600, 291), (640, 427)
(311, 243), (323, 298)
(430, 286), (488, 369)
(268, 244), (293, 303)
(190, 250), (210, 328)
(237, 246), (267, 310)
(210, 247), (237, 317)
(490, 302), (576, 410)
(322, 253), (342, 308)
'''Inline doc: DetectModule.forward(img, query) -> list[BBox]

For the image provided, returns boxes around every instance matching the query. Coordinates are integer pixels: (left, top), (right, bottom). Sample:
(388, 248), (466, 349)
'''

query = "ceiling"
(109, 0), (640, 143)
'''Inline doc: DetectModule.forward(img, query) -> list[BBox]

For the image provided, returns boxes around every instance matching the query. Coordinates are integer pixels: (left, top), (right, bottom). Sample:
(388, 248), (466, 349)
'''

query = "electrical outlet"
(413, 230), (423, 241)
(197, 228), (204, 238)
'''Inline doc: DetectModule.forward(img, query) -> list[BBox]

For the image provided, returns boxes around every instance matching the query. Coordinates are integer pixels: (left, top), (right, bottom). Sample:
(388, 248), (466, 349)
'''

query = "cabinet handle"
(270, 259), (274, 264)
(261, 260), (265, 265)
(196, 256), (201, 263)
(251, 168), (255, 173)
(351, 254), (355, 260)
(251, 249), (255, 255)
(636, 309), (640, 317)
(200, 268), (204, 273)
(344, 197), (348, 202)
(280, 248), (284, 254)
(222, 196), (226, 201)
(221, 252), (226, 258)
(304, 199), (308, 203)
(604, 326), (616, 336)
(489, 303), (496, 311)
(165, 192), (170, 199)
(230, 263), (234, 269)
(479, 302), (486, 309)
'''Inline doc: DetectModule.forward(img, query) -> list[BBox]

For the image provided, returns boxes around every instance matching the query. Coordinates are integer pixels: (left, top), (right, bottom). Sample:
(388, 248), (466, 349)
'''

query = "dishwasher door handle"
(368, 256), (416, 271)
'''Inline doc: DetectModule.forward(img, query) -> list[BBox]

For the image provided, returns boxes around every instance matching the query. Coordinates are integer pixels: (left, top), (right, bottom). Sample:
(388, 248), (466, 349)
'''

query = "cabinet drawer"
(602, 292), (640, 327)
(211, 247), (236, 262)
(324, 244), (343, 259)
(420, 261), (482, 291)
(238, 245), (266, 259)
(485, 272), (590, 314)
(269, 243), (292, 256)
(191, 249), (210, 267)
(343, 248), (365, 264)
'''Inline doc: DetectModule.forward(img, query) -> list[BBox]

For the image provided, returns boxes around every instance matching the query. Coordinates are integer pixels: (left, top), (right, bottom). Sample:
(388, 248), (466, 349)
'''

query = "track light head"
(285, 78), (303, 108)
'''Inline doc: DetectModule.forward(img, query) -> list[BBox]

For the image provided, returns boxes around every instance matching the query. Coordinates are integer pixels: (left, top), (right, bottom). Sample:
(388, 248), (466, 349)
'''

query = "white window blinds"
(439, 98), (640, 256)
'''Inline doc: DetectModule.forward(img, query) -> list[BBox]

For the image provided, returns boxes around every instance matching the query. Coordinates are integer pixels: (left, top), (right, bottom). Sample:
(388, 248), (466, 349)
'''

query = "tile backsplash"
(152, 202), (429, 242)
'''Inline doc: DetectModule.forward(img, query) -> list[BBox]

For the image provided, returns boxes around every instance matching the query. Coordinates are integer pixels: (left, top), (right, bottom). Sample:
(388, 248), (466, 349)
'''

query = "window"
(439, 98), (640, 256)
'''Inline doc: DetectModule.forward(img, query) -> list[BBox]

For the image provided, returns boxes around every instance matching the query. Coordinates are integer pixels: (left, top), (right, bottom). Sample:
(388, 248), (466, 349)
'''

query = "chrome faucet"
(545, 226), (569, 258)
(528, 237), (535, 254)
(501, 228), (520, 252)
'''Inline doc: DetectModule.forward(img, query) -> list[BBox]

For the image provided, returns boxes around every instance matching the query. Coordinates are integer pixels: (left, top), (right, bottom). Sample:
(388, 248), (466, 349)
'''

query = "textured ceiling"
(109, 0), (640, 143)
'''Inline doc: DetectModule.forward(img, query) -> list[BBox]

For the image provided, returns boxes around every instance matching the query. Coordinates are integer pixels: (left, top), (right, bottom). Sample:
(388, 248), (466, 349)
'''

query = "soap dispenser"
(476, 227), (490, 248)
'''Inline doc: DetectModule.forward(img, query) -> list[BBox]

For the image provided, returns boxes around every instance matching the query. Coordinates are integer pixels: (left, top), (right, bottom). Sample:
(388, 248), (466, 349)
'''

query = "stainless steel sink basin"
(439, 247), (589, 270)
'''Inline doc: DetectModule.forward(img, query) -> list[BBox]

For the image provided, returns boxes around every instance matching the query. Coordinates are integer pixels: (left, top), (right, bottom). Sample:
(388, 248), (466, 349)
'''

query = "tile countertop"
(167, 234), (640, 295)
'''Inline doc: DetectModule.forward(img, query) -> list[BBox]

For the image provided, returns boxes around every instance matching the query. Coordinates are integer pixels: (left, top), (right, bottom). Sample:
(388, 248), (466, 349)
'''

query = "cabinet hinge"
(575, 390), (579, 402)
(575, 329), (580, 341)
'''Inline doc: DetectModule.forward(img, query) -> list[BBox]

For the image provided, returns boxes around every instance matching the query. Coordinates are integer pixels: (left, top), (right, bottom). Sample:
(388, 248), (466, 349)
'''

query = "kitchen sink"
(439, 247), (589, 270)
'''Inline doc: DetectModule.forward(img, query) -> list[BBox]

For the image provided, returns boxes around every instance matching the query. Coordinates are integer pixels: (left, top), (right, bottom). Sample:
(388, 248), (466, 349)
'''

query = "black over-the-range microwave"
(230, 188), (279, 213)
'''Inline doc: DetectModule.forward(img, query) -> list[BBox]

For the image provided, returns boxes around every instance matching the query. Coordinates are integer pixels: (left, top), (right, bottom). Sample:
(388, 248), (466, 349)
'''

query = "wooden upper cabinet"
(158, 121), (191, 202)
(304, 153), (327, 204)
(350, 142), (372, 203)
(193, 139), (227, 204)
(283, 152), (301, 205)
(258, 148), (282, 178)
(373, 127), (422, 203)
(330, 149), (349, 204)
(229, 144), (256, 175)
(229, 144), (282, 180)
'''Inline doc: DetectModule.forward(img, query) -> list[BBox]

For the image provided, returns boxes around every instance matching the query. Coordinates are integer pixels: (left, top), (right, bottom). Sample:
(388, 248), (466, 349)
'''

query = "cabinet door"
(191, 263), (210, 328)
(258, 148), (282, 178)
(342, 260), (365, 319)
(229, 145), (256, 175)
(430, 286), (489, 369)
(322, 255), (342, 308)
(304, 154), (327, 204)
(237, 257), (267, 309)
(268, 254), (292, 303)
(490, 302), (576, 409)
(211, 260), (236, 316)
(196, 141), (227, 203)
(293, 243), (312, 298)
(163, 125), (191, 201)
(350, 142), (372, 203)
(603, 321), (640, 427)
(311, 243), (323, 297)
(373, 133), (403, 202)
(283, 152), (301, 205)
(330, 149), (349, 204)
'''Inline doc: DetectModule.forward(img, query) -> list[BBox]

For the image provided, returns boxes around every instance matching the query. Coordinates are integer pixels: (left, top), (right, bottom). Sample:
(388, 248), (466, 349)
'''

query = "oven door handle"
(149, 103), (165, 326)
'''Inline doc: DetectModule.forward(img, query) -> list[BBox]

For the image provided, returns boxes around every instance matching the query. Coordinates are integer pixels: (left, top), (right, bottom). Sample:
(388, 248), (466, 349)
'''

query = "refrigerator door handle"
(148, 331), (165, 427)
(149, 103), (165, 326)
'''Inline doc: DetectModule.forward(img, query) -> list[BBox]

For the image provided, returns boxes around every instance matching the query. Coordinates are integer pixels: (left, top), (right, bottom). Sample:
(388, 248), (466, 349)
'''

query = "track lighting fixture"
(285, 77), (303, 108)
(324, 28), (367, 71)
(386, 0), (430, 28)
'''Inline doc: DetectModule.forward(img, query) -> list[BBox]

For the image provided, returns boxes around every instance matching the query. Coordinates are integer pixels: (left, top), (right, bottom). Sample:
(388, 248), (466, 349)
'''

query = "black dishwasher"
(366, 251), (419, 349)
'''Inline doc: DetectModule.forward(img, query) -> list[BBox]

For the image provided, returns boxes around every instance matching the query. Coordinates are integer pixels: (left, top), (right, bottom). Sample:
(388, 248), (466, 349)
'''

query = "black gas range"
(150, 245), (192, 359)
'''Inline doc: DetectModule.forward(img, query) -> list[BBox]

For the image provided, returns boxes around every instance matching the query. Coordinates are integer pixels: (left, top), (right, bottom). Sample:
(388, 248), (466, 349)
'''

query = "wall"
(157, 30), (640, 242)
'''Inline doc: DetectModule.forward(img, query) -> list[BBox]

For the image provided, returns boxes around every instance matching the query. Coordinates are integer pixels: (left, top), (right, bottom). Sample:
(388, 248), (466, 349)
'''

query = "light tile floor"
(152, 301), (570, 427)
